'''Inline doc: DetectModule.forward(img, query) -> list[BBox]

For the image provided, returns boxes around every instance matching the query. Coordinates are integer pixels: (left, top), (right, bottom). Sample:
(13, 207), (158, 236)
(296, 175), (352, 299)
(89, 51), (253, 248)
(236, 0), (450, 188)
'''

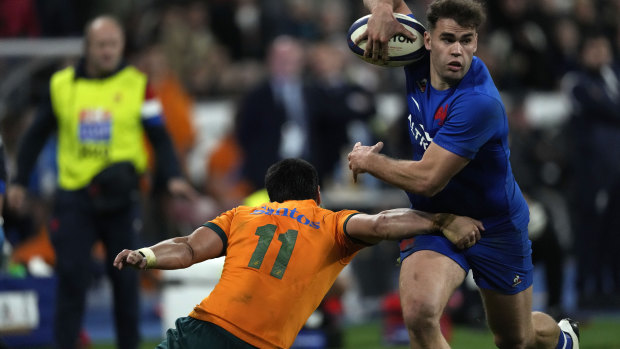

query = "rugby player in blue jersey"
(348, 0), (579, 348)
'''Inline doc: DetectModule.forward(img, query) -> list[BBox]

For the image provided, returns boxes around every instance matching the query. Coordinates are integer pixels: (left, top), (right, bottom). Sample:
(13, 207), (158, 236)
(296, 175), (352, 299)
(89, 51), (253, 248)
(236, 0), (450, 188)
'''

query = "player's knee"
(401, 298), (442, 332)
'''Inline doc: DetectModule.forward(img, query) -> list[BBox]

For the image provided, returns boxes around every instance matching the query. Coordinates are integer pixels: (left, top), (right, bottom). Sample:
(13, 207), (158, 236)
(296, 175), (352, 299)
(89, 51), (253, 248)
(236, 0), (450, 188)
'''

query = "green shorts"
(157, 316), (257, 349)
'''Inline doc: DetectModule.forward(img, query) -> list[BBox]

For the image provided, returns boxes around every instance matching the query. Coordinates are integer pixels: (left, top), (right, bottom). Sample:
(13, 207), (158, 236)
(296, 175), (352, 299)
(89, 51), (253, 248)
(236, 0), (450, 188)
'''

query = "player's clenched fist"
(113, 249), (147, 270)
(348, 141), (384, 183)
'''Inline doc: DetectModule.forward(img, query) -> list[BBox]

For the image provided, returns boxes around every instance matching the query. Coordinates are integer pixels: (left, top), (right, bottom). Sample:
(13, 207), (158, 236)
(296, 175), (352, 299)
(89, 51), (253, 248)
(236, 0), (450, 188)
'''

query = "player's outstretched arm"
(113, 226), (224, 270)
(346, 208), (483, 248)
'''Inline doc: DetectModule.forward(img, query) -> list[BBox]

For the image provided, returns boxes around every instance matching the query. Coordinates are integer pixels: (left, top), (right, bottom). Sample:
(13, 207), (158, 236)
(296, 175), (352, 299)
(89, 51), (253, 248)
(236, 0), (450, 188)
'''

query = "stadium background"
(1, 0), (619, 347)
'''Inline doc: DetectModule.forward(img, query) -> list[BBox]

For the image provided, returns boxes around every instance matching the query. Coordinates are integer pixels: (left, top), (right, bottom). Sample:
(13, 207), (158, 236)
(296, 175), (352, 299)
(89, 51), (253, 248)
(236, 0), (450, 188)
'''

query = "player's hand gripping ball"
(347, 13), (426, 67)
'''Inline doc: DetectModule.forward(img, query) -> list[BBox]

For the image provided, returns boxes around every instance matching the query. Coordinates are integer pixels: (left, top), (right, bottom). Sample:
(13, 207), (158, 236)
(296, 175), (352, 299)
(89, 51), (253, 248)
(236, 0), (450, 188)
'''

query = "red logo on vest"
(434, 103), (449, 126)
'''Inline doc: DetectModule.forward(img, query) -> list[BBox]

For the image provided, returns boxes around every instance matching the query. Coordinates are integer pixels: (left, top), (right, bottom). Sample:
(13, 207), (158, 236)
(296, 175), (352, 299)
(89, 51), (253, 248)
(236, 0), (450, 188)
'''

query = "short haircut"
(426, 0), (486, 32)
(579, 29), (609, 54)
(83, 15), (124, 44)
(265, 158), (319, 203)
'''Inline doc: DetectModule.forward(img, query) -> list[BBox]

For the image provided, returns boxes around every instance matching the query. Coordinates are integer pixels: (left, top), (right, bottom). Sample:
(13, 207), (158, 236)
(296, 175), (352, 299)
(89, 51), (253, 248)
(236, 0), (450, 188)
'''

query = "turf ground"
(92, 316), (620, 349)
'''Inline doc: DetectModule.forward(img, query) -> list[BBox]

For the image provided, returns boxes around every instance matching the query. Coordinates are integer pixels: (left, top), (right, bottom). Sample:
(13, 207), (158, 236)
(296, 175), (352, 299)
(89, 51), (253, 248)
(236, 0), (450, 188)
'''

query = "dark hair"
(578, 28), (609, 54)
(426, 0), (486, 32)
(265, 158), (319, 203)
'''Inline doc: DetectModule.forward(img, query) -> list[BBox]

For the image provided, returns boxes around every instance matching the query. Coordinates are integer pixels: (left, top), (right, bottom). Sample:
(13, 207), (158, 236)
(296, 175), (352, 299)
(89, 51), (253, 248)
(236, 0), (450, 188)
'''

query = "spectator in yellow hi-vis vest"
(7, 16), (198, 349)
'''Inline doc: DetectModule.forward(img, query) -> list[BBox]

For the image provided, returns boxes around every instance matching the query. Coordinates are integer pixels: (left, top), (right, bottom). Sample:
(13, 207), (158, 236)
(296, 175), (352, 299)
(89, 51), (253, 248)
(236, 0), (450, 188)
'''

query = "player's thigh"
(466, 228), (533, 294)
(479, 286), (535, 344)
(399, 250), (466, 318)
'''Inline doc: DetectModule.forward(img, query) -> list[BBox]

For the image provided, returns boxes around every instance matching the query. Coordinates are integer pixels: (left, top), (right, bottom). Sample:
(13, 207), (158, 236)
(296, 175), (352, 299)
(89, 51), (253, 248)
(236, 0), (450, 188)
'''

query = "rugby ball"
(347, 13), (426, 67)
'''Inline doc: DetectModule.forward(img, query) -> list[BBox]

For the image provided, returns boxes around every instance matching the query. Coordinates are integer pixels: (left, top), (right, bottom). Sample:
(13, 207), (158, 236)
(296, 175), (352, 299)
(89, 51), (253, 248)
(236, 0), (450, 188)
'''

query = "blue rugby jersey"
(403, 55), (529, 233)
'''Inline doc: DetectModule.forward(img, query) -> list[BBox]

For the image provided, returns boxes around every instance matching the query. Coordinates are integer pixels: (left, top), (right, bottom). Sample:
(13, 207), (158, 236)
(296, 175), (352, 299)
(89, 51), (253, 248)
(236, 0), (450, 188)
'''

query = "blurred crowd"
(1, 0), (620, 337)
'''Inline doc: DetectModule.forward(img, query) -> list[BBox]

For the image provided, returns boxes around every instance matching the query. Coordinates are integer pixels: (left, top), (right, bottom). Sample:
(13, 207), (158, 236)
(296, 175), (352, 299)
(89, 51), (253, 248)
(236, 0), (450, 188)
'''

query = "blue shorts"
(399, 228), (533, 295)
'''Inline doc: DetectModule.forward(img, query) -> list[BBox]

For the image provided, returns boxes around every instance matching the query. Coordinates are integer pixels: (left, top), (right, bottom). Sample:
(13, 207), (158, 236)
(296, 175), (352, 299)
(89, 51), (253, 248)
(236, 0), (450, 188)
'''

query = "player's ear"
(424, 31), (431, 50)
(473, 32), (478, 53)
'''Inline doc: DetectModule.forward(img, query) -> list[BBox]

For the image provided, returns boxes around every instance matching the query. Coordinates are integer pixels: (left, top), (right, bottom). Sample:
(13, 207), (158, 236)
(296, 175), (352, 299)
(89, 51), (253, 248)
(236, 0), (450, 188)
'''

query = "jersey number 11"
(248, 224), (298, 279)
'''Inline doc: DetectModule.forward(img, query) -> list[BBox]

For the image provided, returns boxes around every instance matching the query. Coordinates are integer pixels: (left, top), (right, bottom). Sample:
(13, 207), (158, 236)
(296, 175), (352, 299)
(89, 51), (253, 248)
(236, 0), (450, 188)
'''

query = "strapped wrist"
(137, 248), (157, 269)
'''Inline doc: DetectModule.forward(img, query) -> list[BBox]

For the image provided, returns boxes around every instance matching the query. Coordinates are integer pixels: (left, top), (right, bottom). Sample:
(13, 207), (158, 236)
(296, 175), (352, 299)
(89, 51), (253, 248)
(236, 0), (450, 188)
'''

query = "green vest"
(50, 65), (149, 190)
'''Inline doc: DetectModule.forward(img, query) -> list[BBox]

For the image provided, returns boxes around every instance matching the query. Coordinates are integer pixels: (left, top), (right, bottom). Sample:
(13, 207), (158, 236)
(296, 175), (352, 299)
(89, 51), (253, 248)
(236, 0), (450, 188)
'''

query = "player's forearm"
(144, 237), (196, 270)
(364, 0), (410, 14)
(363, 153), (438, 196)
(347, 209), (433, 244)
(348, 209), (469, 245)
(372, 209), (435, 240)
(364, 0), (392, 12)
(374, 210), (466, 239)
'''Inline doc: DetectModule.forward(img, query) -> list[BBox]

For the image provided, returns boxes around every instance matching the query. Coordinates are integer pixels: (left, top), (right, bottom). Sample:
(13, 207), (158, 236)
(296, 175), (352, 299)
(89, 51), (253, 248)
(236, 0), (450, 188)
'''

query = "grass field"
(343, 317), (620, 348)
(93, 316), (620, 349)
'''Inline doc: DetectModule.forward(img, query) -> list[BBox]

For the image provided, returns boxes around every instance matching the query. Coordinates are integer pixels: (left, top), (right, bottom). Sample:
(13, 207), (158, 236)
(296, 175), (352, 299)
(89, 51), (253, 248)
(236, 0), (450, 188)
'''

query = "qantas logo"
(408, 114), (432, 150)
